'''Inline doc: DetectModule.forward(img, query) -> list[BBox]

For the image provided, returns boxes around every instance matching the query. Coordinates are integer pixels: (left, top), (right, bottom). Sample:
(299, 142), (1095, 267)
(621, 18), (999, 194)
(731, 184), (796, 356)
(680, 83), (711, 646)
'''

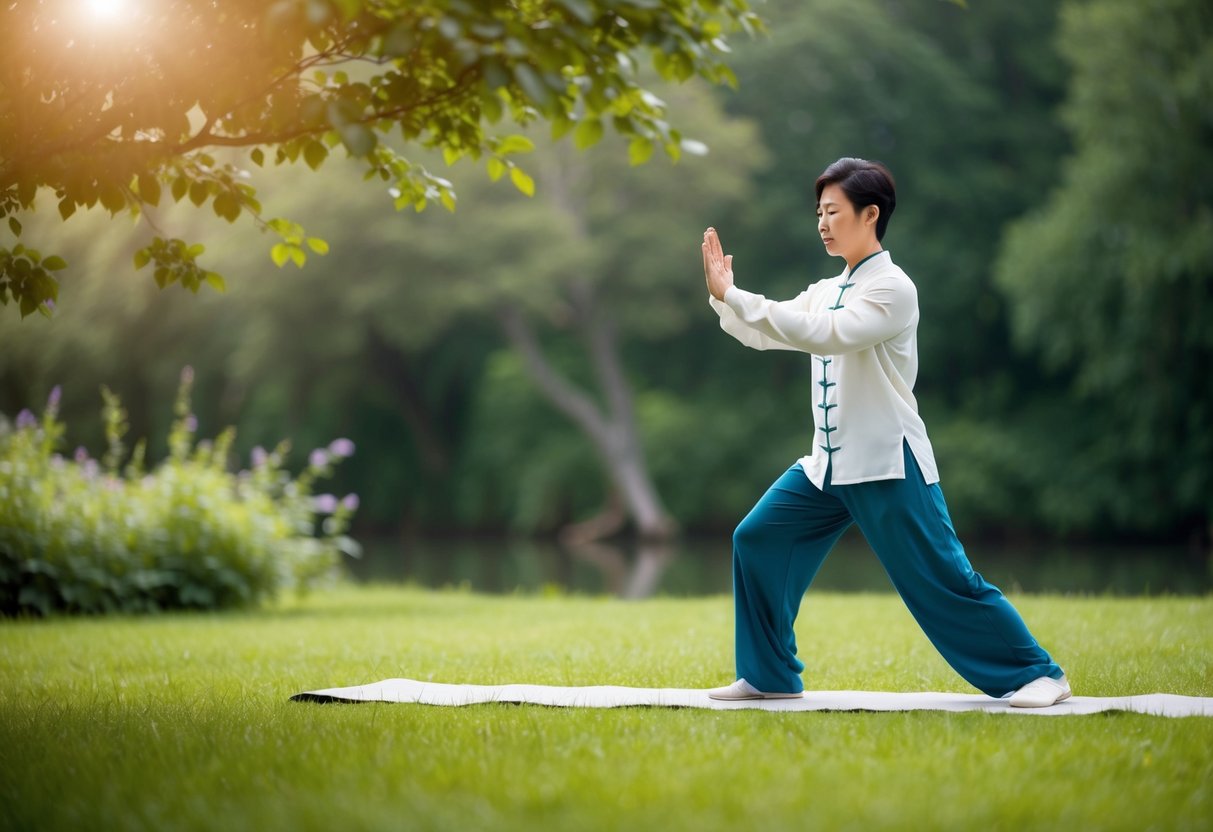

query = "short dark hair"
(814, 158), (897, 241)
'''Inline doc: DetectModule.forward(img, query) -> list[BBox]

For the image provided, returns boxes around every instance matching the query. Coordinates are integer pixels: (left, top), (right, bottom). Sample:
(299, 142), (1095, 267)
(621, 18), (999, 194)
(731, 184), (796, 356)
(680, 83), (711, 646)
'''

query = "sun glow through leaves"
(84, 0), (131, 21)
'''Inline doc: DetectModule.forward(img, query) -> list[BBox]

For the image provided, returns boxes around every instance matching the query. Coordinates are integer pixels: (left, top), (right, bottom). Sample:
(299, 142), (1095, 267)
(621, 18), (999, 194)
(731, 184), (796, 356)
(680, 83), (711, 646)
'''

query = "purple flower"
(328, 437), (356, 458)
(47, 385), (62, 411)
(341, 493), (360, 512)
(16, 409), (36, 430)
(184, 414), (198, 433)
(44, 299), (56, 311)
(74, 446), (89, 463)
(181, 366), (195, 385)
(313, 493), (339, 514)
(251, 446), (268, 467)
(309, 448), (329, 469)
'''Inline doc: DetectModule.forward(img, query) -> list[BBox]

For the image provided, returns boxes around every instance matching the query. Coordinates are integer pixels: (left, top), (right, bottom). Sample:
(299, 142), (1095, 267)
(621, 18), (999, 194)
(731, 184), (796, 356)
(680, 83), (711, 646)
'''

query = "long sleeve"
(708, 293), (804, 352)
(719, 275), (917, 355)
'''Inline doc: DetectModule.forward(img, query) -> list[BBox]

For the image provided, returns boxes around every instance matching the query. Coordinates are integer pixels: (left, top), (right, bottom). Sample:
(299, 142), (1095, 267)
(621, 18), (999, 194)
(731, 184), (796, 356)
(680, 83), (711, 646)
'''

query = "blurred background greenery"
(2, 0), (1210, 591)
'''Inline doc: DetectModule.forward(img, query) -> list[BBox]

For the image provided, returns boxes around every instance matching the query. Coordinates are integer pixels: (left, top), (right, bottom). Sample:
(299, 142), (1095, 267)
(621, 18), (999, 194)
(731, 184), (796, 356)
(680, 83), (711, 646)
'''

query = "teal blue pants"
(732, 444), (1063, 697)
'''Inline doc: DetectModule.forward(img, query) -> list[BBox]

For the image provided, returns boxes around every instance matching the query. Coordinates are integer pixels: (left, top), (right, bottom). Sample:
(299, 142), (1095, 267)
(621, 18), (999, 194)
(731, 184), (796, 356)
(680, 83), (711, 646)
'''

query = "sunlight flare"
(84, 0), (131, 20)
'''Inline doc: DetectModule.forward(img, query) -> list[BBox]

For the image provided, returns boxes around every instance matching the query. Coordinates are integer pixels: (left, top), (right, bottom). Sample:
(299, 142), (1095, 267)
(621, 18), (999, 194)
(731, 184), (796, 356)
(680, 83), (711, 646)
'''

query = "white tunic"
(708, 250), (939, 487)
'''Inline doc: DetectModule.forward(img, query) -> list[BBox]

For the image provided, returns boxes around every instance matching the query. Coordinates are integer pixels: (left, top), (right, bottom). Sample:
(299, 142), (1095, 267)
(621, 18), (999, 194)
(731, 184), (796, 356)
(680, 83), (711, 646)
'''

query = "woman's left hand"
(702, 227), (734, 301)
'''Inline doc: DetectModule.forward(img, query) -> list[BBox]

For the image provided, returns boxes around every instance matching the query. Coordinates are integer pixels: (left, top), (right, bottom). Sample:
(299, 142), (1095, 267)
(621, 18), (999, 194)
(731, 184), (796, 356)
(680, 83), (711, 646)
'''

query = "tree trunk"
(497, 303), (677, 541)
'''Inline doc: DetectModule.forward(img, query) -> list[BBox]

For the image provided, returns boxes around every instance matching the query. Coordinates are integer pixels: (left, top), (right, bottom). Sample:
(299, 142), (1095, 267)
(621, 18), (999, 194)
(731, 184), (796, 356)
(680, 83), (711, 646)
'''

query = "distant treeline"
(2, 0), (1209, 549)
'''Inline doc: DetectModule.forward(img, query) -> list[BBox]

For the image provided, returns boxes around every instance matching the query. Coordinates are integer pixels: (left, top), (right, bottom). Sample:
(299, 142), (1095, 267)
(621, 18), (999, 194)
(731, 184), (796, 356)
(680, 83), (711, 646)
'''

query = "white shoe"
(1008, 674), (1072, 708)
(707, 679), (804, 701)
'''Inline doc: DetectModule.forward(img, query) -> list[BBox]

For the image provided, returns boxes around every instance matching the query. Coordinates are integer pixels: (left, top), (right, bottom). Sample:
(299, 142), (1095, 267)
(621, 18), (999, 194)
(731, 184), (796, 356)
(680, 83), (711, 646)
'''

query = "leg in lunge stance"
(712, 465), (852, 699)
(836, 445), (1067, 703)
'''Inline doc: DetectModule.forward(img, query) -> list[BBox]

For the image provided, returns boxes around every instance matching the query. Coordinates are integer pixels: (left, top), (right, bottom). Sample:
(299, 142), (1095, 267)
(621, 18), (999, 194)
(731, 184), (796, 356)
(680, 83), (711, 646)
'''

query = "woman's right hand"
(702, 227), (734, 301)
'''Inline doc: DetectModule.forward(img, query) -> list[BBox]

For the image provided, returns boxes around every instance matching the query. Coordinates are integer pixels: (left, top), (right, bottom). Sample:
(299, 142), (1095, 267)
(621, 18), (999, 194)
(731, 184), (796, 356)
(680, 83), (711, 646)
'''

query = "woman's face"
(817, 183), (876, 262)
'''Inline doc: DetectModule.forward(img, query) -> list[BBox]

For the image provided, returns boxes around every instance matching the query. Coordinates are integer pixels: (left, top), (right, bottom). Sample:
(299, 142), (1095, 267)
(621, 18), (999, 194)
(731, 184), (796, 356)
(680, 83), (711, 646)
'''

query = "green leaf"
(204, 272), (226, 292)
(717, 64), (739, 90)
(8, 217), (21, 237)
(628, 137), (655, 166)
(481, 92), (503, 124)
(133, 249), (151, 270)
(42, 256), (67, 271)
(288, 245), (306, 267)
(550, 115), (574, 141)
(100, 185), (126, 214)
(270, 244), (290, 268)
(171, 177), (189, 202)
(250, 148), (265, 167)
(338, 124), (376, 157)
(573, 118), (604, 150)
(486, 157), (507, 182)
(440, 190), (456, 212)
(188, 181), (209, 207)
(509, 166), (535, 197)
(212, 193), (240, 222)
(497, 135), (536, 155)
(58, 199), (76, 221)
(306, 237), (329, 255)
(138, 174), (162, 206)
(303, 140), (328, 171)
(442, 147), (462, 166)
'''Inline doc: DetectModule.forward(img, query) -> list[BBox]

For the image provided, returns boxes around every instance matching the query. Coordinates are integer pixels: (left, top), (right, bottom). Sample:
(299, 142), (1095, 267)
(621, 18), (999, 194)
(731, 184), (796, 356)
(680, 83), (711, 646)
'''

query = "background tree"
(5, 0), (1208, 555)
(1, 0), (757, 315)
(994, 0), (1213, 545)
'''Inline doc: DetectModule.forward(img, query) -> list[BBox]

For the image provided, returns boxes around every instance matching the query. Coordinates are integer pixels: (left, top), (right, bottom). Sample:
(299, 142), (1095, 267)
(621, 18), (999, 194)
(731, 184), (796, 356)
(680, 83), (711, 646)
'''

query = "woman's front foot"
(707, 678), (804, 701)
(1007, 674), (1071, 708)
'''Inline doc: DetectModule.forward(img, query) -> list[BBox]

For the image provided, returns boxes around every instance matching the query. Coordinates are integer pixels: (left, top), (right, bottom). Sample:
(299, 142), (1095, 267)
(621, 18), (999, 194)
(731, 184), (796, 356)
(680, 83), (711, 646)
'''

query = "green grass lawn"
(1, 585), (1211, 831)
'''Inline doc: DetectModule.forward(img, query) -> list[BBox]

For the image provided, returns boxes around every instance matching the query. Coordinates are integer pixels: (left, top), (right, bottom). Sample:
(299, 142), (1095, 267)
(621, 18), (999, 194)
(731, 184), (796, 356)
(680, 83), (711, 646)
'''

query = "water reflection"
(345, 528), (1212, 598)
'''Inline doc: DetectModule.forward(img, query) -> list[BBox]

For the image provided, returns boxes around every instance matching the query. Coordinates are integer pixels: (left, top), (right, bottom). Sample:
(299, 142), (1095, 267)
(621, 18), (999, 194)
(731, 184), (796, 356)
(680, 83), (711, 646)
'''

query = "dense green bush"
(0, 370), (359, 615)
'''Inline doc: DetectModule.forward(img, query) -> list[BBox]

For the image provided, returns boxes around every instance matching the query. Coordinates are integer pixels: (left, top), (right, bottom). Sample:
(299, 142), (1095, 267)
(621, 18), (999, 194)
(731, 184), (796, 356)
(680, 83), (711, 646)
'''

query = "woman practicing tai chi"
(701, 157), (1070, 708)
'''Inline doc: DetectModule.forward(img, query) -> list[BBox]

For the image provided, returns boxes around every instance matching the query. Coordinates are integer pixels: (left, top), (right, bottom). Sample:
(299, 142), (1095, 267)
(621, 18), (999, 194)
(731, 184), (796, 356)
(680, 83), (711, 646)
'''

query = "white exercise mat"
(291, 678), (1213, 717)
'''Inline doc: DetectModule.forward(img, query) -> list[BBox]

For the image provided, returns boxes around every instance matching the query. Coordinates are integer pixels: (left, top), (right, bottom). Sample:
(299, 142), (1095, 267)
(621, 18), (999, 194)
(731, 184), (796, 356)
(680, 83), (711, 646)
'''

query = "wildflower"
(313, 493), (338, 514)
(16, 409), (36, 430)
(74, 446), (89, 463)
(185, 414), (198, 433)
(181, 366), (195, 384)
(251, 446), (268, 467)
(341, 493), (360, 512)
(328, 437), (356, 458)
(47, 385), (62, 411)
(309, 448), (329, 469)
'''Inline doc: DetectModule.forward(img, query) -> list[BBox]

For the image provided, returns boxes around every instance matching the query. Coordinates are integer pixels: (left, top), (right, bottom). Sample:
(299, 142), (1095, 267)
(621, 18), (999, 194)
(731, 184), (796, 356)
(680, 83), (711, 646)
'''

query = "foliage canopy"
(0, 0), (757, 316)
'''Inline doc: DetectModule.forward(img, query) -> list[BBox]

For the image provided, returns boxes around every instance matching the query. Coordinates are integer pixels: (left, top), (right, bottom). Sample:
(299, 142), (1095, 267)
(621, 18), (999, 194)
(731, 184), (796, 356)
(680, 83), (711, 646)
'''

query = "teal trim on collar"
(847, 250), (885, 279)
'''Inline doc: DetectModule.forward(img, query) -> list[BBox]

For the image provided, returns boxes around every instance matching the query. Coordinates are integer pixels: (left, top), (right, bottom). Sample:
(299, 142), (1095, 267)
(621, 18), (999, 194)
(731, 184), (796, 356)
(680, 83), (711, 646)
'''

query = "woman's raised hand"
(702, 227), (734, 301)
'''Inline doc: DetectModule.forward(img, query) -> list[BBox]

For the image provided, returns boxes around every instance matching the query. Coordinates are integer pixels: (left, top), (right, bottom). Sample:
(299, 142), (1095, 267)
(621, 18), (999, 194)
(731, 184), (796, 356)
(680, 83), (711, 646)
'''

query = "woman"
(700, 157), (1069, 708)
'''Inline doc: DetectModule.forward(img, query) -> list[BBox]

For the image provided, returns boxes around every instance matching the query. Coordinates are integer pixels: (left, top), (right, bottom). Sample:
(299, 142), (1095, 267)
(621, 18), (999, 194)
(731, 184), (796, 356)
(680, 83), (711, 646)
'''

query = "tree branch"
(496, 303), (614, 452)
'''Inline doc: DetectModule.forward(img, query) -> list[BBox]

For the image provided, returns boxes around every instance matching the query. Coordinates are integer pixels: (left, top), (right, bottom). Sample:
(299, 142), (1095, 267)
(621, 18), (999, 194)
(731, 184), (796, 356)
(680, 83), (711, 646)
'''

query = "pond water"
(345, 528), (1212, 598)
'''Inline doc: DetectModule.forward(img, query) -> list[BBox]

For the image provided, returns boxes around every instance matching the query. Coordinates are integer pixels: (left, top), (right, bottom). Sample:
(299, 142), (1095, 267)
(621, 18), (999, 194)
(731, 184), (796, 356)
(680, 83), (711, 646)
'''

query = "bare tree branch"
(497, 302), (614, 453)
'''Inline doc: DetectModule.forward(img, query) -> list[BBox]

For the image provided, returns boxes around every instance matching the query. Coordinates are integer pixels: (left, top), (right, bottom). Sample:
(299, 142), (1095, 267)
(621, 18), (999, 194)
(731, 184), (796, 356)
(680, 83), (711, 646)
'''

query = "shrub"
(0, 370), (360, 615)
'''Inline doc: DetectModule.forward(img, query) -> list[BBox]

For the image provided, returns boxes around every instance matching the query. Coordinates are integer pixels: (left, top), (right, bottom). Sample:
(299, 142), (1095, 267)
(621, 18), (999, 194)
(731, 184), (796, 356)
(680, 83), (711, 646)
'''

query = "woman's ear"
(866, 205), (880, 227)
